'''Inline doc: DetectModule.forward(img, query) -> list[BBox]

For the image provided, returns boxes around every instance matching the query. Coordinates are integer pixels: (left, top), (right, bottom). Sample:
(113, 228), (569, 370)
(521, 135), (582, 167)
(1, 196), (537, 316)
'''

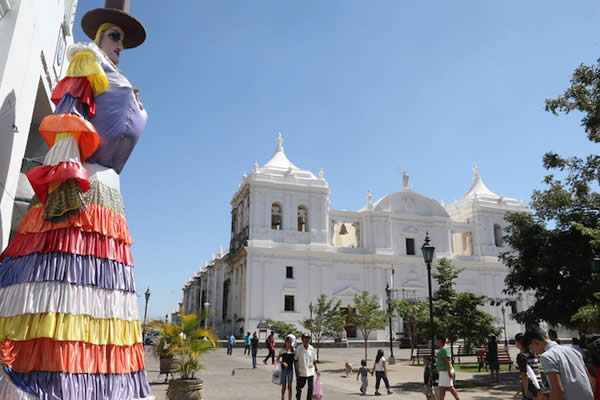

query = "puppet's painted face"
(98, 25), (125, 65)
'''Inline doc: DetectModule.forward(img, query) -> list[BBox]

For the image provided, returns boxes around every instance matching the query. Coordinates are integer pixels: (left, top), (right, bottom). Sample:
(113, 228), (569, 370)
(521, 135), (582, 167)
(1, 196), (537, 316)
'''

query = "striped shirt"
(517, 351), (541, 385)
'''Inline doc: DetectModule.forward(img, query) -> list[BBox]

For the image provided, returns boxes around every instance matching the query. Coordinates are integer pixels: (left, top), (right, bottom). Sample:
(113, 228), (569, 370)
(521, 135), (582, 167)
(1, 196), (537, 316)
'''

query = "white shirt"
(375, 357), (386, 372)
(295, 344), (316, 377)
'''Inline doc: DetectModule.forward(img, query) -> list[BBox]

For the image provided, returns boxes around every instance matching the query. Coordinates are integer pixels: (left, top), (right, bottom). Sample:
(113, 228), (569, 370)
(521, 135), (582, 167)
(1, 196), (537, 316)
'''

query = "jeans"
(296, 375), (314, 400)
(375, 371), (390, 390)
(264, 349), (275, 363)
(227, 343), (233, 355)
(360, 375), (368, 394)
(244, 344), (250, 355)
(252, 349), (257, 368)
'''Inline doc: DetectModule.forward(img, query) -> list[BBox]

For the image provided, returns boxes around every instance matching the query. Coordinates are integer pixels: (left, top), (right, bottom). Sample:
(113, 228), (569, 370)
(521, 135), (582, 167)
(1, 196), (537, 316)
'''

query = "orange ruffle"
(1, 338), (145, 374)
(26, 162), (90, 205)
(39, 114), (99, 162)
(17, 204), (132, 245)
(0, 228), (133, 266)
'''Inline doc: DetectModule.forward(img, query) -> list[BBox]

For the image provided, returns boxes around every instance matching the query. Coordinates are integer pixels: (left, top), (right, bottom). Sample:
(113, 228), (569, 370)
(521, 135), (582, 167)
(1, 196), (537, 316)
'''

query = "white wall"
(0, 0), (76, 249)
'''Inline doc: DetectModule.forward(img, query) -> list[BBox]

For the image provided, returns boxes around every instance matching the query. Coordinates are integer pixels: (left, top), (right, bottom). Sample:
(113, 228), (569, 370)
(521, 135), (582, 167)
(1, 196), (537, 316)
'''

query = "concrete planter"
(167, 379), (203, 400)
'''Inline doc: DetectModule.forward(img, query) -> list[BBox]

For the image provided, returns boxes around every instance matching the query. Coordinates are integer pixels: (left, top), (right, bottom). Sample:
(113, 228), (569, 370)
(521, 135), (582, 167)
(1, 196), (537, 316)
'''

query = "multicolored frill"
(0, 47), (153, 399)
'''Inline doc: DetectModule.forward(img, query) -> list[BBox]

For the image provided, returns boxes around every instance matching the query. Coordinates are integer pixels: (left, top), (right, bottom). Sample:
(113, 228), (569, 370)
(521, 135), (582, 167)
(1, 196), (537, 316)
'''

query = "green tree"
(501, 58), (600, 329)
(418, 258), (500, 352)
(393, 300), (428, 359)
(300, 294), (345, 361)
(348, 291), (388, 360)
(266, 320), (302, 340)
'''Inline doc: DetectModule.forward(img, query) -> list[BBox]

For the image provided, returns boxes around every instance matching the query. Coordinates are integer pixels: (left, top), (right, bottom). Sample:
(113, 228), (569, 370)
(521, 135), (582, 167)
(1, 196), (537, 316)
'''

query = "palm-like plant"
(151, 311), (217, 379)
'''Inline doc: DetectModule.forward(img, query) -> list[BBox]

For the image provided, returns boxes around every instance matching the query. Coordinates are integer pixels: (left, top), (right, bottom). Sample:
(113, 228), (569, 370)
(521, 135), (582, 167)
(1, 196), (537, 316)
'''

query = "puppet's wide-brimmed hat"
(81, 0), (146, 49)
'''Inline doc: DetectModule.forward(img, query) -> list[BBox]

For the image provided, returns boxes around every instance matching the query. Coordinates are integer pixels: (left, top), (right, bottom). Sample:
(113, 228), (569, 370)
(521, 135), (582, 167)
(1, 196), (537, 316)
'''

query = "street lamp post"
(501, 304), (508, 348)
(386, 284), (395, 364)
(421, 233), (436, 360)
(309, 302), (314, 339)
(143, 287), (150, 327)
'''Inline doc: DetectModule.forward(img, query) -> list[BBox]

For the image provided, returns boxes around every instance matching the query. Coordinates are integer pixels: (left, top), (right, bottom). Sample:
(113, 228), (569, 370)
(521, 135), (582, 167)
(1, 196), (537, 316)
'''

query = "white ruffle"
(84, 162), (120, 191)
(0, 371), (38, 400)
(44, 136), (81, 166)
(0, 281), (139, 320)
(66, 42), (106, 64)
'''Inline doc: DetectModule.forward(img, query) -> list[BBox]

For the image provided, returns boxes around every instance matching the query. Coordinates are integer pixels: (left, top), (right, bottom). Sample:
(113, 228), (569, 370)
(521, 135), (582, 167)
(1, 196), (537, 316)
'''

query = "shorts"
(438, 369), (455, 387)
(423, 385), (433, 395)
(280, 368), (294, 385)
(489, 360), (499, 370)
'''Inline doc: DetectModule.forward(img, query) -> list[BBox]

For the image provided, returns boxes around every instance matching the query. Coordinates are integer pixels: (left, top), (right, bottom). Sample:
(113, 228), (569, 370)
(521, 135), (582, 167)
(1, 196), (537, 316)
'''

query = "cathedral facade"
(182, 134), (531, 340)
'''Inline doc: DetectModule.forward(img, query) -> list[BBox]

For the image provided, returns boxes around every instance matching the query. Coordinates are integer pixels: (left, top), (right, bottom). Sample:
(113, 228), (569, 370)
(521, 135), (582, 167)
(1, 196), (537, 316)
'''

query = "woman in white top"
(371, 349), (392, 395)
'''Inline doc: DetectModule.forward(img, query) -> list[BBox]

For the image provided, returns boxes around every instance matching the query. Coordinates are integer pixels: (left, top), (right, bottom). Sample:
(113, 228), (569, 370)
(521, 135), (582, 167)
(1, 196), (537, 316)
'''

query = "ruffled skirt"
(0, 164), (154, 400)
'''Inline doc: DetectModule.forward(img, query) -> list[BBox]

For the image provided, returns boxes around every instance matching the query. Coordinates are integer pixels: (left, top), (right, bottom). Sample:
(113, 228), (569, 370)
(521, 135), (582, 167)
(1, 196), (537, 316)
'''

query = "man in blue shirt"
(227, 333), (235, 356)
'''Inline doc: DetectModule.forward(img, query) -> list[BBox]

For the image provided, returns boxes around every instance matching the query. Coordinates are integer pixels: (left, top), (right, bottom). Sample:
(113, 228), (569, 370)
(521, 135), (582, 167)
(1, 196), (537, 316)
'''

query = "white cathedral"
(182, 133), (532, 340)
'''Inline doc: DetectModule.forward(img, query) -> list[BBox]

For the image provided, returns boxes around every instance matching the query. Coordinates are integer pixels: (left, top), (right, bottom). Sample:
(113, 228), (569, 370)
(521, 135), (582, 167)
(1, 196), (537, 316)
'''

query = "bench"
(412, 345), (435, 365)
(454, 345), (481, 364)
(477, 347), (513, 372)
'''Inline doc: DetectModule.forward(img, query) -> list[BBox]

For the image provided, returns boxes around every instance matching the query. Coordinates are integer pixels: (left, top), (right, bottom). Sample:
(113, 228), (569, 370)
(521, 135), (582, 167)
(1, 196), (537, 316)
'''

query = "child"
(356, 359), (369, 395)
(424, 356), (437, 400)
(487, 335), (500, 384)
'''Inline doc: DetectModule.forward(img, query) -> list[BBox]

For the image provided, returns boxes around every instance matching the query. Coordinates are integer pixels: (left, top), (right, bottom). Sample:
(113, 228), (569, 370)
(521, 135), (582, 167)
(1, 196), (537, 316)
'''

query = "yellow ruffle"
(66, 50), (108, 96)
(0, 313), (141, 346)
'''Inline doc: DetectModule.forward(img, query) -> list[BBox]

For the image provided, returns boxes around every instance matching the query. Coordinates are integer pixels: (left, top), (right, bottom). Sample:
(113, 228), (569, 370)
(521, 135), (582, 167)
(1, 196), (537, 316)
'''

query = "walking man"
(244, 331), (251, 356)
(526, 325), (594, 399)
(295, 333), (319, 400)
(251, 332), (259, 368)
(264, 331), (276, 365)
(227, 333), (235, 356)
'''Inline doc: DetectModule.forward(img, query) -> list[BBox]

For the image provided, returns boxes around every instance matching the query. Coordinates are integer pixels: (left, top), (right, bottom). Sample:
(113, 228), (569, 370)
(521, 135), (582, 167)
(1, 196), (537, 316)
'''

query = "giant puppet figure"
(0, 1), (153, 399)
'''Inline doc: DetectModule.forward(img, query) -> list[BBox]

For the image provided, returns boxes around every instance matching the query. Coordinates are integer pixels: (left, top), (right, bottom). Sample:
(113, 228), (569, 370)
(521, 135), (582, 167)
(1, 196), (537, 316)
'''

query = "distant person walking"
(251, 332), (259, 368)
(356, 359), (369, 395)
(487, 335), (500, 384)
(525, 325), (593, 399)
(436, 335), (460, 400)
(548, 328), (561, 345)
(371, 349), (392, 395)
(277, 336), (295, 400)
(227, 333), (235, 356)
(244, 331), (251, 356)
(264, 331), (276, 365)
(295, 333), (318, 400)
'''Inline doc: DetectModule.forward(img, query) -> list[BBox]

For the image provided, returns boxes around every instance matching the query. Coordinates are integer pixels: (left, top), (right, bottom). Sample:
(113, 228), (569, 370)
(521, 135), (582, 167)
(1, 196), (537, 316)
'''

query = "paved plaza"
(145, 345), (523, 400)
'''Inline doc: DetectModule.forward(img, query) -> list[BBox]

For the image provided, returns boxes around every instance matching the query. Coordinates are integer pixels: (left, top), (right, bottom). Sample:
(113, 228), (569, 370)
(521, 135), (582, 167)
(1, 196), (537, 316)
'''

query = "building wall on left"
(0, 0), (78, 249)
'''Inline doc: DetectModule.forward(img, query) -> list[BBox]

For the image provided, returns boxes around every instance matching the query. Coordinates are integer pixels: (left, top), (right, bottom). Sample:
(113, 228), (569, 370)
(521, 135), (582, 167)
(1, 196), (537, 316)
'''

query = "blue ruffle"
(13, 370), (152, 400)
(0, 253), (136, 292)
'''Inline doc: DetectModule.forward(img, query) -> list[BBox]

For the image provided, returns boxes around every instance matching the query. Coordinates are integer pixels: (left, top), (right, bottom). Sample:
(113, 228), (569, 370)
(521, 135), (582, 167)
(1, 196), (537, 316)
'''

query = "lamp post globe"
(421, 233), (436, 360)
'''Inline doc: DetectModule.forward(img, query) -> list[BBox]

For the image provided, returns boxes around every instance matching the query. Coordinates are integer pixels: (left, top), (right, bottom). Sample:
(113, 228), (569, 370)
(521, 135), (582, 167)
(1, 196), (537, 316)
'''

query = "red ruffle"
(0, 228), (133, 266)
(51, 77), (96, 118)
(17, 204), (133, 245)
(2, 338), (145, 374)
(26, 162), (90, 205)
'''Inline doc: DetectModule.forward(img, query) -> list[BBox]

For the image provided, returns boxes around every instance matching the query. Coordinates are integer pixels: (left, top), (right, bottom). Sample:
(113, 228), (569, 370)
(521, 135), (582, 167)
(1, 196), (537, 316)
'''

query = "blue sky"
(73, 1), (600, 318)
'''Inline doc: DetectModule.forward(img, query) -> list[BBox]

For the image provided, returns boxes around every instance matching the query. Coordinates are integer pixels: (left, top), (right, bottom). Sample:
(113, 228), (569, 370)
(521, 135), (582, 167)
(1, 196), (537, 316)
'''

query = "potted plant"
(150, 334), (177, 382)
(151, 312), (217, 399)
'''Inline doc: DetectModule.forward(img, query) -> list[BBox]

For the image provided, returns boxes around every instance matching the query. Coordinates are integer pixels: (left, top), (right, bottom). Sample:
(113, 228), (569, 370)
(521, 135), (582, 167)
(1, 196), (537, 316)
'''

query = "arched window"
(271, 202), (282, 230)
(297, 205), (308, 232)
(494, 224), (503, 247)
